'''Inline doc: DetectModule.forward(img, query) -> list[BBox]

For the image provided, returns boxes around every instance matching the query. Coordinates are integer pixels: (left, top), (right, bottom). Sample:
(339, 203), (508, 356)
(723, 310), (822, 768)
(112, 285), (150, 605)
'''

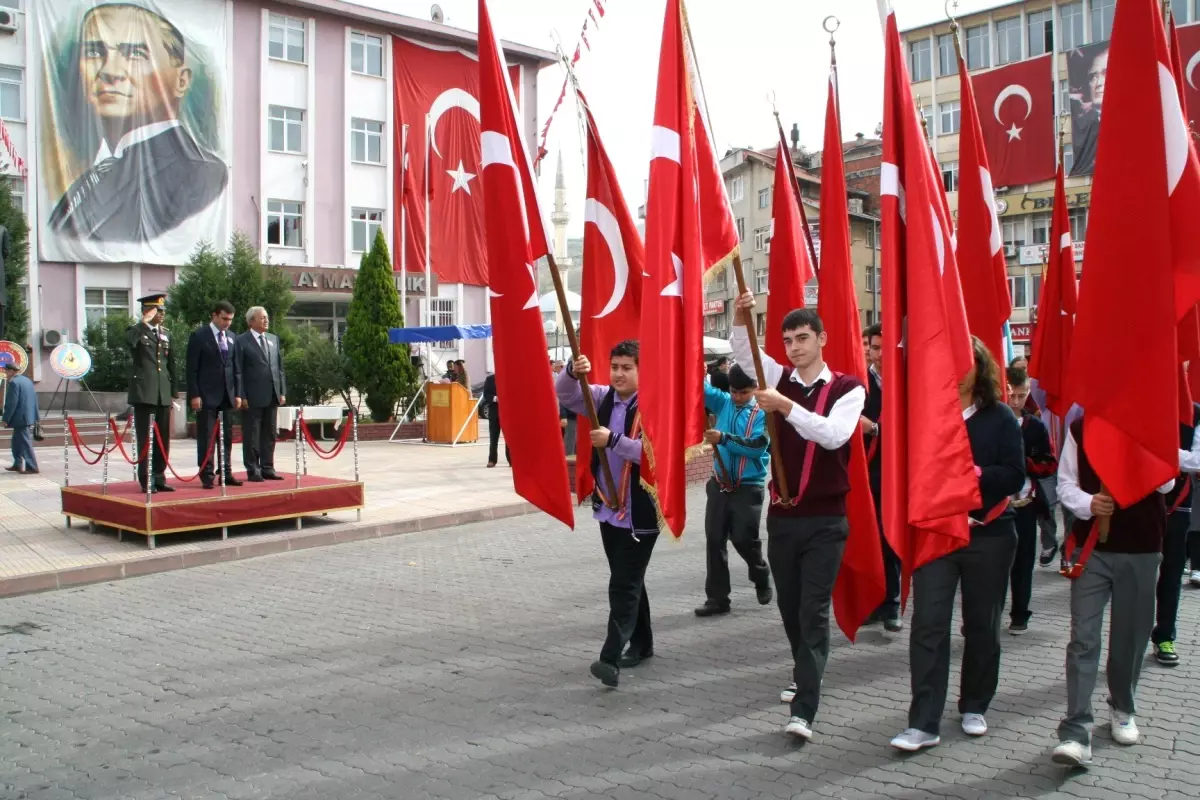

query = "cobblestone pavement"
(3, 487), (1199, 800)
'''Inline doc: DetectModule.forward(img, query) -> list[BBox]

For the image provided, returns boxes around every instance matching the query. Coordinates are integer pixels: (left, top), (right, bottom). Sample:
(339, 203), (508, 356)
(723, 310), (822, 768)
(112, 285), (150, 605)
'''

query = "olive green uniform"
(127, 322), (176, 489)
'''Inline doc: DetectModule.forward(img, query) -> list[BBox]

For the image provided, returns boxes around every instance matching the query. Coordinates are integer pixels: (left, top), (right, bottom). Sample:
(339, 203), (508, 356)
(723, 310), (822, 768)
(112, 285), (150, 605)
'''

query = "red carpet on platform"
(61, 474), (365, 540)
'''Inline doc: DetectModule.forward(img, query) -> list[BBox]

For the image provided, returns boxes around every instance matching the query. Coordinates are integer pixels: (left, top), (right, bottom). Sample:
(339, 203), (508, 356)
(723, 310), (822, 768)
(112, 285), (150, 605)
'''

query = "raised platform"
(60, 474), (365, 549)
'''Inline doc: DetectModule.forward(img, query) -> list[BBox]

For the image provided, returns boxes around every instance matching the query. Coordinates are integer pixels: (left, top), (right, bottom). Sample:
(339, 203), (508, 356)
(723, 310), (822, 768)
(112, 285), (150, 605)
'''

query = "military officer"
(128, 293), (177, 492)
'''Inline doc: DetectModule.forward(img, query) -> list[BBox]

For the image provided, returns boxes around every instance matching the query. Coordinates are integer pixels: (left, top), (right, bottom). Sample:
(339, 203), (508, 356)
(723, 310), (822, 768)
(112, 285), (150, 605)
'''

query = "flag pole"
(400, 123), (409, 325)
(424, 112), (432, 329)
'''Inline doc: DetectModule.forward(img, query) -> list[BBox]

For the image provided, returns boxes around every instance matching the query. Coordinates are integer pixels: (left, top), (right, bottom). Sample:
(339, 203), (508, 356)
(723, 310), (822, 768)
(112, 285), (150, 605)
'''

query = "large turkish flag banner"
(971, 54), (1056, 186)
(392, 38), (518, 286)
(1177, 22), (1200, 132)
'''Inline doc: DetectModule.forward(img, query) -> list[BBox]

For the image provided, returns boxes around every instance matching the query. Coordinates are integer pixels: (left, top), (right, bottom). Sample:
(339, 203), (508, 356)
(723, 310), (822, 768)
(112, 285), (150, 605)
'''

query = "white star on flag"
(447, 160), (477, 194)
(1006, 123), (1023, 141)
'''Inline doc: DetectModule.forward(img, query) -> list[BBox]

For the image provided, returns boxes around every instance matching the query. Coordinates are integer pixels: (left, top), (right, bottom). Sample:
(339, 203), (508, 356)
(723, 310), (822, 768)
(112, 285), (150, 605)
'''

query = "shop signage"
(1010, 323), (1033, 341)
(703, 299), (725, 315)
(284, 266), (434, 295)
(999, 189), (1090, 216)
(1018, 241), (1085, 266)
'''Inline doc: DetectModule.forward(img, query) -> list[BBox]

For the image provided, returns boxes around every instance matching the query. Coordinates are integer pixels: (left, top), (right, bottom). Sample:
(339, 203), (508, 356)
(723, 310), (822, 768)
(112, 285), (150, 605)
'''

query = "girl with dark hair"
(892, 336), (1025, 752)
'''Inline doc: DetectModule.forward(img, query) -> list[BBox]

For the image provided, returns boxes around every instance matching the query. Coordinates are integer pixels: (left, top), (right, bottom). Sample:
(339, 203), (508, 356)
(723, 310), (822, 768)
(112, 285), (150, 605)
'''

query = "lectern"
(425, 382), (479, 444)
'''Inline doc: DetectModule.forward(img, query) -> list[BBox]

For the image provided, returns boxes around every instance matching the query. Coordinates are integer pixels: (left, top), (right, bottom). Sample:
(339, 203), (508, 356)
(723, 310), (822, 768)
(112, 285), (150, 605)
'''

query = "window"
(351, 118), (384, 164)
(940, 160), (959, 193)
(0, 1), (21, 8)
(754, 268), (768, 294)
(350, 32), (383, 76)
(937, 33), (959, 77)
(708, 267), (728, 293)
(1031, 213), (1051, 245)
(866, 224), (879, 249)
(1002, 217), (1026, 250)
(965, 25), (990, 70)
(938, 100), (960, 135)
(1009, 275), (1028, 309)
(0, 66), (21, 121)
(995, 18), (1022, 66)
(1027, 10), (1053, 58)
(1030, 274), (1043, 308)
(84, 288), (130, 325)
(756, 313), (767, 337)
(1060, 3), (1084, 51)
(267, 200), (304, 247)
(267, 105), (303, 154)
(865, 265), (877, 293)
(909, 38), (932, 82)
(1091, 0), (1116, 44)
(758, 187), (770, 209)
(6, 176), (22, 212)
(736, 217), (745, 242)
(1058, 79), (1071, 116)
(754, 226), (770, 252)
(430, 298), (456, 348)
(1063, 143), (1074, 174)
(730, 175), (745, 203)
(919, 104), (934, 135)
(351, 207), (384, 252)
(268, 14), (306, 63)
(1069, 207), (1088, 244)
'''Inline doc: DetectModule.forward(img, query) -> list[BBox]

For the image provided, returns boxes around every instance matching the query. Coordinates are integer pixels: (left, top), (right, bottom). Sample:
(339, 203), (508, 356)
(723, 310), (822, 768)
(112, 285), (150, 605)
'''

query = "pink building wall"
(231, 2), (263, 246)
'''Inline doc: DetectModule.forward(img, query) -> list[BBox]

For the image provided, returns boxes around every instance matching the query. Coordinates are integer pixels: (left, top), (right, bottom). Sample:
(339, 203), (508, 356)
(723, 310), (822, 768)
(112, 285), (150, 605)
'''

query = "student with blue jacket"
(695, 364), (773, 616)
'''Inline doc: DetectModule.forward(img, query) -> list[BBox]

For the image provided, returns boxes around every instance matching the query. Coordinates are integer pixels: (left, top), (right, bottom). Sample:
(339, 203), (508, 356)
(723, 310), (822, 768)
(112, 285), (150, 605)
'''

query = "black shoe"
(590, 660), (619, 687)
(884, 616), (904, 633)
(223, 476), (243, 487)
(154, 484), (175, 493)
(201, 480), (215, 490)
(1039, 544), (1059, 567)
(247, 474), (265, 483)
(1154, 641), (1180, 666)
(619, 648), (653, 668)
(756, 583), (774, 605)
(262, 472), (285, 481)
(694, 600), (731, 617)
(1009, 621), (1029, 635)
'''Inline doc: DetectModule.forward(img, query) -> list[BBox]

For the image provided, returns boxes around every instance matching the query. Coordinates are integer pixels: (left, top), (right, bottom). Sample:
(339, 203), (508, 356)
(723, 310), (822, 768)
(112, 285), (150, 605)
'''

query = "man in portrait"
(47, 2), (228, 242)
(1069, 44), (1107, 177)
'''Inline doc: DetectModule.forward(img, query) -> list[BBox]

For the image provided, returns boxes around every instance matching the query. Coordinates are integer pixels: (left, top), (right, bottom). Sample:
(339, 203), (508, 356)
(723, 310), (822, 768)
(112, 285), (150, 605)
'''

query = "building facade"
(2, 0), (552, 384)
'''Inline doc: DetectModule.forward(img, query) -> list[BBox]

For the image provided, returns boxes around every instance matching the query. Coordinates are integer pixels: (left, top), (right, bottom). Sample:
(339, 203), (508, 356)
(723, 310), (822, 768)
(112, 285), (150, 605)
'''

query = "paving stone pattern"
(3, 487), (1200, 800)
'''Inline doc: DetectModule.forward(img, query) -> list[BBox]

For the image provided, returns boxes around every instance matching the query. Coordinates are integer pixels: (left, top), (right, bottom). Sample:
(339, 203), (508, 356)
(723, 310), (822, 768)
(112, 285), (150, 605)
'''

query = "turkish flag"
(817, 72), (883, 642)
(956, 53), (1014, 368)
(1028, 161), (1078, 419)
(880, 3), (980, 601)
(1067, 0), (1200, 507)
(972, 54), (1056, 187)
(477, 0), (572, 527)
(763, 136), (814, 367)
(576, 91), (645, 505)
(1169, 15), (1200, 420)
(640, 0), (739, 537)
(394, 124), (427, 280)
(392, 37), (520, 287)
(1176, 22), (1200, 132)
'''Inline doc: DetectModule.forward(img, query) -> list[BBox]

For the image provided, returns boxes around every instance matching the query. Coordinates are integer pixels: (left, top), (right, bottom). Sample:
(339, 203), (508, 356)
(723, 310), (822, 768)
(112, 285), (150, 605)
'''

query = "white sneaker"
(1051, 740), (1092, 766)
(784, 716), (812, 740)
(1190, 570), (1200, 587)
(890, 728), (940, 751)
(780, 683), (796, 704)
(1110, 709), (1139, 745)
(961, 713), (988, 736)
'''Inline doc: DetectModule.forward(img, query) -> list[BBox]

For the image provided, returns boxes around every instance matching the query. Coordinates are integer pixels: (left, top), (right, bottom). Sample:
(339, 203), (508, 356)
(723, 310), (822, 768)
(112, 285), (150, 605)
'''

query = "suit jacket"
(126, 322), (175, 406)
(234, 330), (286, 408)
(482, 374), (498, 407)
(186, 325), (237, 409)
(2, 374), (38, 428)
(47, 126), (228, 242)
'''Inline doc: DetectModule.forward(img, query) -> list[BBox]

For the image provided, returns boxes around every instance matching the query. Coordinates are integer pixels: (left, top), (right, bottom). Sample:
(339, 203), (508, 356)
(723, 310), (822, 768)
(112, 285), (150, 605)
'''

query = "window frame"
(267, 105), (304, 154)
(350, 118), (385, 165)
(1031, 212), (1052, 245)
(753, 226), (770, 252)
(754, 268), (769, 294)
(965, 24), (991, 70)
(268, 13), (307, 64)
(5, 175), (22, 213)
(938, 99), (961, 135)
(757, 187), (770, 209)
(350, 207), (385, 253)
(350, 31), (384, 77)
(0, 65), (22, 122)
(1009, 275), (1028, 309)
(730, 175), (745, 203)
(940, 160), (959, 193)
(1059, 2), (1084, 52)
(937, 33), (959, 77)
(909, 38), (932, 82)
(430, 298), (457, 348)
(267, 199), (305, 248)
(1002, 217), (1027, 250)
(1069, 207), (1088, 244)
(736, 217), (745, 242)
(1027, 9), (1053, 58)
(1091, 0), (1116, 44)
(84, 288), (131, 326)
(995, 17), (1022, 66)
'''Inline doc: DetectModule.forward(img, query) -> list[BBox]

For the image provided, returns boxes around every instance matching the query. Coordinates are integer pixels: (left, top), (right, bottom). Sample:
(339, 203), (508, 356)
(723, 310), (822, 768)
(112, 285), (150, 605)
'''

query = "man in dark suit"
(47, 4), (228, 242)
(186, 300), (242, 490)
(481, 373), (509, 468)
(234, 306), (286, 482)
(127, 293), (177, 492)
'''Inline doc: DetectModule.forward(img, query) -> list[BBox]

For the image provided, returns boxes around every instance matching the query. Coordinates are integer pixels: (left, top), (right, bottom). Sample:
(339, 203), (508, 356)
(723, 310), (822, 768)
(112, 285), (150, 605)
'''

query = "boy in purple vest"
(1051, 416), (1174, 767)
(730, 291), (866, 741)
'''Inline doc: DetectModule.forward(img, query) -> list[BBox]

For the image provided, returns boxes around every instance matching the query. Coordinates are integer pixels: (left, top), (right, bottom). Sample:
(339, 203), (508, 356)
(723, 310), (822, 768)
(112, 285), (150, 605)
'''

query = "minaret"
(550, 151), (573, 331)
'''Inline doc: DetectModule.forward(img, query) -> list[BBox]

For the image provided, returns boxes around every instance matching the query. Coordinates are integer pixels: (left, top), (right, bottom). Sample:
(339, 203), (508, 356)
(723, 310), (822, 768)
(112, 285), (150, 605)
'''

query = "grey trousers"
(1039, 513), (1059, 552)
(1058, 550), (1160, 746)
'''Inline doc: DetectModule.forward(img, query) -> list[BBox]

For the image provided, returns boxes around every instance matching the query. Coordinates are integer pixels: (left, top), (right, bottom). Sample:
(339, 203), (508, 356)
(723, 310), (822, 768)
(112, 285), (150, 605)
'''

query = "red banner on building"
(971, 54), (1056, 187)
(1177, 22), (1200, 132)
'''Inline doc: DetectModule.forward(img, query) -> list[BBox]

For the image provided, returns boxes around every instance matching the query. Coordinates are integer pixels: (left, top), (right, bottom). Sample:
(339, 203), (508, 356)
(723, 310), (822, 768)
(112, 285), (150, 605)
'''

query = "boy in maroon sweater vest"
(730, 292), (866, 741)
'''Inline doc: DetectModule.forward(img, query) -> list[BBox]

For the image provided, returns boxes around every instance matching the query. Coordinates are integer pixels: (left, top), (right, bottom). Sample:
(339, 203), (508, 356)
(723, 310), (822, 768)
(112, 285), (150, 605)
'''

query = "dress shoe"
(756, 582), (774, 605)
(247, 473), (265, 483)
(201, 480), (215, 490)
(5, 464), (23, 472)
(22, 468), (39, 475)
(589, 660), (619, 687)
(619, 648), (653, 668)
(223, 476), (243, 487)
(694, 600), (731, 617)
(262, 472), (285, 481)
(154, 484), (175, 493)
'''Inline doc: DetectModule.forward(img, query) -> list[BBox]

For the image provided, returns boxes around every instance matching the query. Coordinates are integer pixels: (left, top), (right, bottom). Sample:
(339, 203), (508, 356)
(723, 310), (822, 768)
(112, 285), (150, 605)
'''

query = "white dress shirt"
(1179, 432), (1200, 474)
(729, 325), (865, 451)
(1057, 429), (1175, 520)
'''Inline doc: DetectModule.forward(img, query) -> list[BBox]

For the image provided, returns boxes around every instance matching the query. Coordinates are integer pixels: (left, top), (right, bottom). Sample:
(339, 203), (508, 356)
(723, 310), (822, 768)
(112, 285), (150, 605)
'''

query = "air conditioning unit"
(1003, 244), (1017, 257)
(42, 328), (69, 348)
(0, 10), (17, 33)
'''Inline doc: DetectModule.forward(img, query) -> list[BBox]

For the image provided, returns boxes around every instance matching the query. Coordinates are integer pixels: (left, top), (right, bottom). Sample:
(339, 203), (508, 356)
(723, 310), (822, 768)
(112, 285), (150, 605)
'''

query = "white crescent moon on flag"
(993, 84), (1033, 123)
(1187, 50), (1200, 91)
(584, 199), (629, 319)
(429, 88), (480, 158)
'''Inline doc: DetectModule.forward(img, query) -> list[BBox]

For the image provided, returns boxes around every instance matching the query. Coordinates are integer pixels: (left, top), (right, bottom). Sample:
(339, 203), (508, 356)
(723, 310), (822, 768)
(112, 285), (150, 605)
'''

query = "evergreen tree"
(344, 229), (414, 421)
(0, 176), (30, 345)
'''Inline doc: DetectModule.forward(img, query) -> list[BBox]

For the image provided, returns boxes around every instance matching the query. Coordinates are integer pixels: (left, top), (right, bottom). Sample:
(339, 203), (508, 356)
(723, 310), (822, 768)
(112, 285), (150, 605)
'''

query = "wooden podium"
(425, 382), (479, 444)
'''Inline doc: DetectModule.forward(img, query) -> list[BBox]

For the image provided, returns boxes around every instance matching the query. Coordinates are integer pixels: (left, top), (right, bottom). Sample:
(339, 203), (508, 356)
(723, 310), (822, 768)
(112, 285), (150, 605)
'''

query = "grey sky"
(363, 0), (989, 236)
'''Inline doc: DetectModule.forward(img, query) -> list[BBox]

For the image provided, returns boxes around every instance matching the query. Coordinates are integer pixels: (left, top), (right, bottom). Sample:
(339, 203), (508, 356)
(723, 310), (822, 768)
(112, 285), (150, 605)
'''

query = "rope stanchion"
(145, 420), (155, 505)
(63, 418), (70, 489)
(299, 415), (354, 460)
(293, 411), (301, 489)
(151, 420), (218, 483)
(351, 409), (360, 522)
(218, 411), (228, 498)
(100, 416), (112, 496)
(299, 407), (309, 476)
(65, 418), (111, 466)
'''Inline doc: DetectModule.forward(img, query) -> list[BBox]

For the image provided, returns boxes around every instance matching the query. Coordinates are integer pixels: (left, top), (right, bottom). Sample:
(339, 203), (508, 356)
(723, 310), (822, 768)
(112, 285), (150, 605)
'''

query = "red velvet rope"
(151, 420), (218, 482)
(299, 411), (353, 460)
(109, 418), (152, 465)
(64, 417), (133, 465)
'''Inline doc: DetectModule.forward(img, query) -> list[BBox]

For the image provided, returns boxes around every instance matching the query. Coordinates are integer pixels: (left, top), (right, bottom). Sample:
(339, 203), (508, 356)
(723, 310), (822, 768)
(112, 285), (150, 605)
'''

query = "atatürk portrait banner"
(36, 0), (231, 264)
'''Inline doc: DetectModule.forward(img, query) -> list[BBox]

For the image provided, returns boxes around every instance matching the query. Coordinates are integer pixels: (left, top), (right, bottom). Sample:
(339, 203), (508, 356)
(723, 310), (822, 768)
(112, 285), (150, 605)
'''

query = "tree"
(0, 176), (30, 345)
(283, 323), (353, 407)
(344, 229), (415, 421)
(83, 313), (137, 393)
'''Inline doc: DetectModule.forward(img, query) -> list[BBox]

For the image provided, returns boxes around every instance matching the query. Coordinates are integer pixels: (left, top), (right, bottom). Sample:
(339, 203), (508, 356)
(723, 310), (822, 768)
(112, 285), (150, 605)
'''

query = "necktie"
(258, 334), (268, 357)
(218, 330), (228, 359)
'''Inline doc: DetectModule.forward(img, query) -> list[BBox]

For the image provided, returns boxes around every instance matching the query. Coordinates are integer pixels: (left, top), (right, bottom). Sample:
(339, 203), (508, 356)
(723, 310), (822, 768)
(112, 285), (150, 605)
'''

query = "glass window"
(1091, 0), (1116, 44)
(6, 176), (22, 212)
(84, 288), (131, 325)
(1002, 217), (1026, 249)
(351, 207), (384, 252)
(909, 38), (932, 82)
(754, 268), (768, 294)
(865, 265), (877, 292)
(1027, 9), (1053, 58)
(350, 118), (384, 164)
(1059, 79), (1071, 116)
(1060, 2), (1084, 51)
(920, 104), (934, 135)
(268, 14), (306, 63)
(937, 33), (958, 77)
(350, 32), (384, 77)
(754, 226), (770, 252)
(729, 175), (745, 202)
(430, 298), (456, 348)
(939, 100), (961, 135)
(267, 106), (303, 154)
(1063, 143), (1074, 174)
(1009, 275), (1028, 309)
(736, 217), (745, 242)
(965, 25), (990, 70)
(1030, 274), (1043, 307)
(758, 188), (770, 209)
(0, 1), (21, 8)
(1069, 207), (1088, 243)
(267, 200), (304, 247)
(941, 160), (959, 193)
(756, 313), (767, 337)
(1031, 213), (1051, 245)
(0, 66), (21, 121)
(996, 17), (1022, 66)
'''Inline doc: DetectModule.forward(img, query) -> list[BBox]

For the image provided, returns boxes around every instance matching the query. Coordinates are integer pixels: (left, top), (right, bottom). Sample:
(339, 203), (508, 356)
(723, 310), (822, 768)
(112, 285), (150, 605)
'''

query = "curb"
(0, 501), (536, 599)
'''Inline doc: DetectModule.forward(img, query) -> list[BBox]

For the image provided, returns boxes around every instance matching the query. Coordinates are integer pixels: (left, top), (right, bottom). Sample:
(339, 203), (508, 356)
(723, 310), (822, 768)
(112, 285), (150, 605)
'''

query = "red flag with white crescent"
(477, 0), (572, 526)
(1174, 22), (1200, 132)
(970, 54), (1056, 187)
(1029, 161), (1078, 419)
(576, 91), (645, 505)
(763, 137), (814, 367)
(1169, 14), (1200, 417)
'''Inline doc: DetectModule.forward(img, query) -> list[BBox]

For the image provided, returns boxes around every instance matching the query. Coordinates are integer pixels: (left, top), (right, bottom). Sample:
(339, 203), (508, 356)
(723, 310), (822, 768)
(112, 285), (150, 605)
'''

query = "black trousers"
(1154, 510), (1192, 644)
(487, 404), (510, 465)
(195, 405), (235, 481)
(908, 525), (1017, 735)
(869, 469), (901, 617)
(767, 514), (849, 723)
(704, 479), (770, 605)
(599, 523), (657, 665)
(133, 403), (170, 488)
(1008, 504), (1039, 626)
(241, 405), (278, 477)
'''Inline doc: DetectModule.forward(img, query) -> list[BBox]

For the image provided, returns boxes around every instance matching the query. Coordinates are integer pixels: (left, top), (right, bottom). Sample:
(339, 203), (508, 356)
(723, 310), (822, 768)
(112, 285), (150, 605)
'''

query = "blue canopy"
(388, 324), (492, 345)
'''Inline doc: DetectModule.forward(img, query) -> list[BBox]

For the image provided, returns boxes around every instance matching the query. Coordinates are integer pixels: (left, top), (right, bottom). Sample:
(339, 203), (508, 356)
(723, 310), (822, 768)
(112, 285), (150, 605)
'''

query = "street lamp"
(543, 318), (557, 361)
